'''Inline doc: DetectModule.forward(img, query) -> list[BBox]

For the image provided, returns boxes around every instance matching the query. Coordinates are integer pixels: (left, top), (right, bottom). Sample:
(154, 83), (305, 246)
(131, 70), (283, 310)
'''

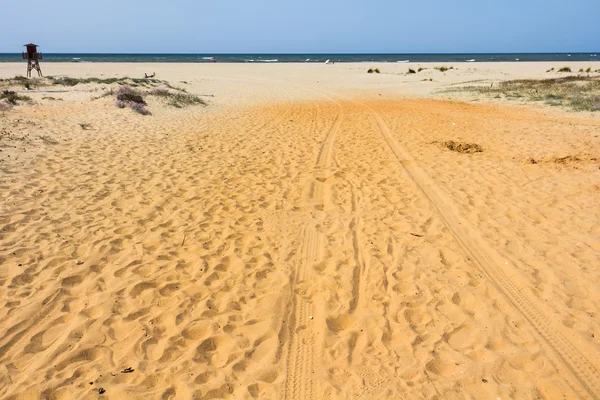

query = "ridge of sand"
(0, 63), (599, 399)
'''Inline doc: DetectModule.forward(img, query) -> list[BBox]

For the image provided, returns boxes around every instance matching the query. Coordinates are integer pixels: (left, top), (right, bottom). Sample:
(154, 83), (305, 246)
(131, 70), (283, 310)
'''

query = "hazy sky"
(1, 0), (599, 53)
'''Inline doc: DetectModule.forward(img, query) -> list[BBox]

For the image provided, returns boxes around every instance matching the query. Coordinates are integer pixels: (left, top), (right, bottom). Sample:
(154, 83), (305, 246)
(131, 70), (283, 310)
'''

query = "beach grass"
(49, 76), (162, 87)
(149, 88), (206, 108)
(447, 75), (600, 112)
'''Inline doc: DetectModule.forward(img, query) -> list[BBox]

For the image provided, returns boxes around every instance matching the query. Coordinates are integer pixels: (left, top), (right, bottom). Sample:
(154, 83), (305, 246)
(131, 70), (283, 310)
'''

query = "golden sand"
(1, 62), (599, 399)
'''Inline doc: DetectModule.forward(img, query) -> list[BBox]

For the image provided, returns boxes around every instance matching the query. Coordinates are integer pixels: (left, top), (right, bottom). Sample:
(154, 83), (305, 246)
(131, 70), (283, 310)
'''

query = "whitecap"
(397, 60), (410, 63)
(466, 59), (475, 62)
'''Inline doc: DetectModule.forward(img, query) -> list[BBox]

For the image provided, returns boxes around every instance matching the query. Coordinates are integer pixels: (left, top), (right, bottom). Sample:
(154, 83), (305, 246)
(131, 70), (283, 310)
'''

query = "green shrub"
(408, 68), (416, 74)
(586, 67), (592, 73)
(558, 66), (571, 73)
(418, 67), (425, 72)
(367, 68), (374, 74)
(374, 68), (380, 73)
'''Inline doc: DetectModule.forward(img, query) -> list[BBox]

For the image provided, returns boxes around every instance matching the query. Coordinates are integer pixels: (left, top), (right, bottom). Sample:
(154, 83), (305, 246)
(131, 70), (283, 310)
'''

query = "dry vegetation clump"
(448, 76), (600, 112)
(0, 102), (13, 115)
(1, 90), (31, 105)
(527, 154), (598, 166)
(435, 66), (454, 72)
(435, 140), (483, 153)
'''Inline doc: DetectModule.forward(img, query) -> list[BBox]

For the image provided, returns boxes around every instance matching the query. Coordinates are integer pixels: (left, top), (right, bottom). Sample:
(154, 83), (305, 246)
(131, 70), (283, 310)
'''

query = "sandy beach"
(1, 61), (599, 399)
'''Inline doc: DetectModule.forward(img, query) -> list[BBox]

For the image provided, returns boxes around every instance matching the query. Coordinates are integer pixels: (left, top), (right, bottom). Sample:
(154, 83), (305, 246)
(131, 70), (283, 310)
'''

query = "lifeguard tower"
(22, 43), (43, 78)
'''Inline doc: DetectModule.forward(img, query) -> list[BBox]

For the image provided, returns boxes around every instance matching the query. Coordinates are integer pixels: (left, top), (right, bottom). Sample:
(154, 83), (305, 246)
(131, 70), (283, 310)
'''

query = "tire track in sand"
(357, 101), (600, 399)
(280, 100), (343, 400)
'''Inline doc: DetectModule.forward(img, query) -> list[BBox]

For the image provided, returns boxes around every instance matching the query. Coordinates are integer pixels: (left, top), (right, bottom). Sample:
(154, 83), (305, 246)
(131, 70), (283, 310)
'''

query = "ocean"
(0, 53), (598, 63)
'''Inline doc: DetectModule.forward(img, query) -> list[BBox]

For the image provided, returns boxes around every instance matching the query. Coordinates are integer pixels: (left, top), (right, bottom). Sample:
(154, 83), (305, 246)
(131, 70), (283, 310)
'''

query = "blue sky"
(1, 0), (599, 53)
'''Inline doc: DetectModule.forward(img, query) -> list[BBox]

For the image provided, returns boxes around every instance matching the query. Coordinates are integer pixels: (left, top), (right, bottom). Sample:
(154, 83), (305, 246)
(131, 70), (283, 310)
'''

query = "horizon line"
(1, 51), (599, 55)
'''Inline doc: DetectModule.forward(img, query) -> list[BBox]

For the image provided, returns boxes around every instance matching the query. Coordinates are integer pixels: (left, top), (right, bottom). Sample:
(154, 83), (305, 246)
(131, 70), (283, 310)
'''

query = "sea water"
(0, 53), (598, 63)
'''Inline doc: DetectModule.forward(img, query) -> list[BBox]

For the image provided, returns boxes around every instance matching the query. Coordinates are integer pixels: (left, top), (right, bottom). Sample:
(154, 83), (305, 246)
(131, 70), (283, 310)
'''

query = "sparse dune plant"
(1, 90), (31, 105)
(0, 102), (12, 115)
(150, 88), (170, 96)
(558, 66), (572, 73)
(114, 86), (151, 115)
(367, 68), (374, 73)
(408, 68), (416, 74)
(129, 102), (152, 115)
(116, 86), (146, 104)
(148, 88), (206, 107)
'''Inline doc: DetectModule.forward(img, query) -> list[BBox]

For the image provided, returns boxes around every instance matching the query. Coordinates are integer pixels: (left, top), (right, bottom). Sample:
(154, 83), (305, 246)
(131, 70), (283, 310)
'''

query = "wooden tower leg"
(33, 60), (43, 77)
(26, 60), (43, 78)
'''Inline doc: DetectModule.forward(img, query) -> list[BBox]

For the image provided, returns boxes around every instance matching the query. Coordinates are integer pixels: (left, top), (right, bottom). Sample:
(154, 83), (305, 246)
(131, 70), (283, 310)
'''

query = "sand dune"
(0, 63), (599, 399)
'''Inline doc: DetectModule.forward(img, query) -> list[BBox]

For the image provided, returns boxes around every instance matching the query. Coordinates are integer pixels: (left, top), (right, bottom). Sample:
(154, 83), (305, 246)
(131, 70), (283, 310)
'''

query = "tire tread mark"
(362, 105), (600, 399)
(282, 102), (343, 400)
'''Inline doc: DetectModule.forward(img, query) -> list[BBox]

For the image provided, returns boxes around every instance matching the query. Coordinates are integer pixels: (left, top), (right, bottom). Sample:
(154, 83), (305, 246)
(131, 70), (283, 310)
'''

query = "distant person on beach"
(145, 72), (156, 78)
